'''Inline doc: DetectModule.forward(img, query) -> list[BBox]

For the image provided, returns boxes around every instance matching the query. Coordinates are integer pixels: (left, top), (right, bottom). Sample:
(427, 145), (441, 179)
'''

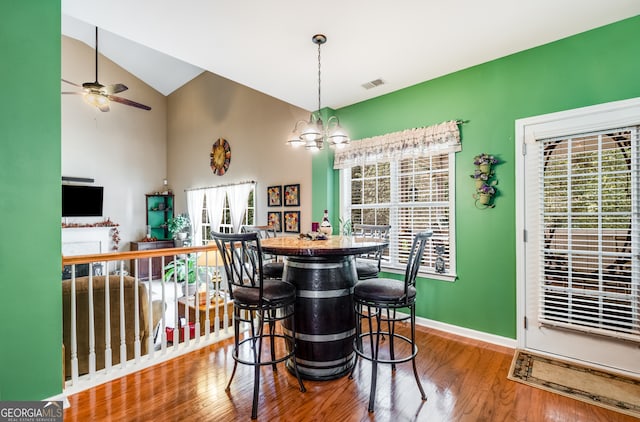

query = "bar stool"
(213, 231), (305, 420)
(350, 231), (432, 412)
(352, 224), (391, 280)
(240, 225), (284, 279)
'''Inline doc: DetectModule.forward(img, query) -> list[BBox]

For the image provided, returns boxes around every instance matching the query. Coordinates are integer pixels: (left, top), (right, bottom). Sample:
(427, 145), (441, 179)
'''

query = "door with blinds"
(522, 122), (640, 375)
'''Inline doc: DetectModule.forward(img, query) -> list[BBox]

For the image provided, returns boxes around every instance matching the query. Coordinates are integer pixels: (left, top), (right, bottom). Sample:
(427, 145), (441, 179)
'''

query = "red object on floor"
(165, 322), (196, 343)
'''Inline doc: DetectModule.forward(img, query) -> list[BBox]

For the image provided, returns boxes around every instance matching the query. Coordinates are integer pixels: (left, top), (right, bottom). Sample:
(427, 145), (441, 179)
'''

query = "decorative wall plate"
(210, 138), (231, 175)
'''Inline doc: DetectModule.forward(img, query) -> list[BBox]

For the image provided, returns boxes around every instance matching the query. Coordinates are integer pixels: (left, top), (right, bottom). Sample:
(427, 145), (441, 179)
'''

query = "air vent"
(361, 78), (385, 90)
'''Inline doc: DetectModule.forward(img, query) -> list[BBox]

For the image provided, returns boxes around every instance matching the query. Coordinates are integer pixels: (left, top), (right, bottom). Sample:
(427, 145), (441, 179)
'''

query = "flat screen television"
(62, 185), (104, 217)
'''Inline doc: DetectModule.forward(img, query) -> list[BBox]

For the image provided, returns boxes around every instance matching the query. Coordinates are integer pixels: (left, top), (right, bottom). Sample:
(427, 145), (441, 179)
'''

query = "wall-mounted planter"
(470, 153), (499, 209)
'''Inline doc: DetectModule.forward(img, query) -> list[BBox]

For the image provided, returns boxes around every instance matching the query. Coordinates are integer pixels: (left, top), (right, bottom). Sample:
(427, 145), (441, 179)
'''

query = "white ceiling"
(61, 0), (640, 111)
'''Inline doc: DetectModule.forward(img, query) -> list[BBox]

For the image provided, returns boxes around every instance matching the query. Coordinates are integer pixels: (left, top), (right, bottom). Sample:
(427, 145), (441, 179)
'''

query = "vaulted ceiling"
(62, 0), (640, 111)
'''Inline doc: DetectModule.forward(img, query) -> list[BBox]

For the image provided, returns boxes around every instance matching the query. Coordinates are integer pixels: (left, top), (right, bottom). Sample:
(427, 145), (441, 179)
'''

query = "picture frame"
(267, 185), (282, 207)
(267, 211), (282, 232)
(284, 184), (300, 207)
(284, 211), (300, 233)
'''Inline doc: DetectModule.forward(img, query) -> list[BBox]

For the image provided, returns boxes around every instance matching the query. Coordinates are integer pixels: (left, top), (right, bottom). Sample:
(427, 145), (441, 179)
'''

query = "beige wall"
(167, 71), (312, 233)
(63, 35), (313, 249)
(61, 36), (168, 250)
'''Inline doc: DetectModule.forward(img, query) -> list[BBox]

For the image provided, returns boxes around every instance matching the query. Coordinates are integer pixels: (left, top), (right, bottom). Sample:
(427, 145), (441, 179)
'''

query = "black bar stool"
(352, 224), (391, 280)
(350, 231), (432, 412)
(240, 225), (284, 279)
(213, 231), (305, 419)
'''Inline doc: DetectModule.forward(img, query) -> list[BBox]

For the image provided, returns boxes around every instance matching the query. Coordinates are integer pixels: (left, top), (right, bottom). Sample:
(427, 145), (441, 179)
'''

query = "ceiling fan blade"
(108, 95), (152, 111)
(62, 78), (81, 87)
(102, 83), (128, 95)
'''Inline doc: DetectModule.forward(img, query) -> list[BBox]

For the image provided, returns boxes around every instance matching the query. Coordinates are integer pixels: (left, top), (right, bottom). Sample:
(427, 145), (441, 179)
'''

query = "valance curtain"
(333, 120), (461, 169)
(186, 189), (205, 246)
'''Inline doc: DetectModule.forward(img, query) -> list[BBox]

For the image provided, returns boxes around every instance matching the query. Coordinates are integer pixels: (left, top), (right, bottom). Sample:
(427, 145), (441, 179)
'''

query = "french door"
(517, 99), (640, 375)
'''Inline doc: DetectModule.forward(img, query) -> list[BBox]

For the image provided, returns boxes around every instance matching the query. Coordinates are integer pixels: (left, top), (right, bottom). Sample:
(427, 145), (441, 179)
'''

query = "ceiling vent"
(361, 78), (385, 90)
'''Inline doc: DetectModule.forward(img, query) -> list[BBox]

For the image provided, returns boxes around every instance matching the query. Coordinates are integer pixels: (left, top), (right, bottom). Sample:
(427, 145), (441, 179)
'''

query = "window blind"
(393, 155), (450, 270)
(346, 152), (454, 276)
(539, 127), (640, 341)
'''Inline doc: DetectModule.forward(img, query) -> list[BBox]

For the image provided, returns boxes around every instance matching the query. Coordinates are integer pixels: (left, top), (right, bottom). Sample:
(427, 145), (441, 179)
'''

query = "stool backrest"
(240, 225), (278, 261)
(212, 231), (264, 299)
(352, 224), (391, 270)
(404, 231), (433, 292)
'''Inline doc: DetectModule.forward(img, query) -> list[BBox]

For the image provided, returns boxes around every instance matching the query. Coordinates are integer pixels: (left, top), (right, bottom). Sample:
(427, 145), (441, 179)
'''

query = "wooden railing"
(61, 244), (234, 395)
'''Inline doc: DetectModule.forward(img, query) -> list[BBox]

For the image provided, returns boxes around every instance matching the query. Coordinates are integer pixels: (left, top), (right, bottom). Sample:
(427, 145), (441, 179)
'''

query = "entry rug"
(508, 349), (640, 418)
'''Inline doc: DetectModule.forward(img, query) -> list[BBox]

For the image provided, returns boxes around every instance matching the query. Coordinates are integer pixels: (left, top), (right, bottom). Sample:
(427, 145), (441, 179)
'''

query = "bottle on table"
(319, 209), (332, 236)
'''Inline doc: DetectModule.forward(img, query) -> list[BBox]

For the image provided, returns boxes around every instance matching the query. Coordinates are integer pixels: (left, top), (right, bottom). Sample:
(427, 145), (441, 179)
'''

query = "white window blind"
(395, 155), (450, 271)
(539, 127), (640, 341)
(344, 152), (454, 276)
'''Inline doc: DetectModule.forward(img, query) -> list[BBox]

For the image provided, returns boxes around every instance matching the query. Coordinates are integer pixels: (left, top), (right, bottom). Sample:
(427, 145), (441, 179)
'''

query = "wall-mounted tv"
(62, 185), (104, 217)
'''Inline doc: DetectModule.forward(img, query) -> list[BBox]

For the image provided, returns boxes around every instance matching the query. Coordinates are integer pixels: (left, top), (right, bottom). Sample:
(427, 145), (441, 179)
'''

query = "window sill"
(380, 266), (457, 283)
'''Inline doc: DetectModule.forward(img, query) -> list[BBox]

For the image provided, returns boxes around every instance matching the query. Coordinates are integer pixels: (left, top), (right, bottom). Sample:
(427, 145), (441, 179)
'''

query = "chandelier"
(287, 34), (350, 152)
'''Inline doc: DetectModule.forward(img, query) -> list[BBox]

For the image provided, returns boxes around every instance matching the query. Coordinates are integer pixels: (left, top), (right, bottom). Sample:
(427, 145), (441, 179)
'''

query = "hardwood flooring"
(64, 323), (636, 421)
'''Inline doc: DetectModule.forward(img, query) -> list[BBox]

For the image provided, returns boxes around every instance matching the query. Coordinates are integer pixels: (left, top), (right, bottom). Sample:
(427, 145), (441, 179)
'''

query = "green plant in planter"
(339, 217), (352, 236)
(167, 214), (190, 239)
(163, 254), (197, 284)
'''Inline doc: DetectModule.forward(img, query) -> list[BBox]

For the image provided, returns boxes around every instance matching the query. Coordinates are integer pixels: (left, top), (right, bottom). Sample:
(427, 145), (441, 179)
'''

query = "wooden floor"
(64, 323), (636, 421)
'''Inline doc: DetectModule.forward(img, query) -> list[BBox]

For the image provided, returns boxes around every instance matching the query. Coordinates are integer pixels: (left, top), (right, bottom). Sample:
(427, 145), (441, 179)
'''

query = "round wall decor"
(210, 138), (231, 176)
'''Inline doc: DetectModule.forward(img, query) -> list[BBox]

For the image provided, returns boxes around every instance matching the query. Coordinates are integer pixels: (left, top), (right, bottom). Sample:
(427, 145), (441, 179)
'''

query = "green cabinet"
(146, 194), (174, 240)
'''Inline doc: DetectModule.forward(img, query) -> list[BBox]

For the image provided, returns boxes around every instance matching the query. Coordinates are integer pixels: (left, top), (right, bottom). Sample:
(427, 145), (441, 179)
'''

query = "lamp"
(287, 34), (350, 151)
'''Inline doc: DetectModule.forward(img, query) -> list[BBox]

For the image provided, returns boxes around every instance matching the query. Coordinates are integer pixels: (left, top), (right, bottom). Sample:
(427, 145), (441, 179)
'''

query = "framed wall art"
(267, 211), (282, 232)
(284, 184), (300, 207)
(267, 185), (282, 207)
(284, 211), (300, 233)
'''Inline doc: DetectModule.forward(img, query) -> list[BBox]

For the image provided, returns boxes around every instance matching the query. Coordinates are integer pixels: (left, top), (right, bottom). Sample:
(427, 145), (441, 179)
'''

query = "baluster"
(70, 266), (79, 384)
(160, 256), (168, 353)
(194, 254), (201, 344)
(133, 269), (141, 362)
(87, 264), (96, 377)
(146, 257), (154, 359)
(172, 253), (180, 349)
(119, 262), (127, 369)
(221, 260), (230, 334)
(201, 250), (210, 340)
(104, 264), (112, 372)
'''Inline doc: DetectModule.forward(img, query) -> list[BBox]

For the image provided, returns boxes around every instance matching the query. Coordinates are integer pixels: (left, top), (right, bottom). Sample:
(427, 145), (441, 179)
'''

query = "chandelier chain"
(317, 41), (322, 113)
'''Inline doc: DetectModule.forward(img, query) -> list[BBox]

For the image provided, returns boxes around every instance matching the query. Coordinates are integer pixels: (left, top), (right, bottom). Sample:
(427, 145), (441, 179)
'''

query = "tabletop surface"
(260, 235), (388, 257)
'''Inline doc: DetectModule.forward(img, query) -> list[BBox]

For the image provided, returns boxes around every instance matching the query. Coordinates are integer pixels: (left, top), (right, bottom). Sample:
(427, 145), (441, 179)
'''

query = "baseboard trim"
(415, 315), (517, 349)
(43, 392), (71, 409)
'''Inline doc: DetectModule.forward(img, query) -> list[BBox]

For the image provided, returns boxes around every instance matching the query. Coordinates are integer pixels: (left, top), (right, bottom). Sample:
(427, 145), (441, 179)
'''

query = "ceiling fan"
(62, 27), (151, 112)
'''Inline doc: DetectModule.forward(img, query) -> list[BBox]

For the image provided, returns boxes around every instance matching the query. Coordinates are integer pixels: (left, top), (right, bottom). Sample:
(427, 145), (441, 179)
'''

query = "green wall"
(0, 2), (62, 399)
(314, 15), (640, 339)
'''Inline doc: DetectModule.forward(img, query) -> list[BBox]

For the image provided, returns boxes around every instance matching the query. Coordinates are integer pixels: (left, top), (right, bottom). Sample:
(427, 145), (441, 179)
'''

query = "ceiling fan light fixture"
(83, 92), (109, 109)
(61, 27), (151, 112)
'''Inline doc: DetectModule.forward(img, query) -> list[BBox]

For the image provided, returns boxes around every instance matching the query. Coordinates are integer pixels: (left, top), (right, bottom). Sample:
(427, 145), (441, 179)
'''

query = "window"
(199, 188), (255, 241)
(342, 152), (455, 278)
(539, 127), (640, 339)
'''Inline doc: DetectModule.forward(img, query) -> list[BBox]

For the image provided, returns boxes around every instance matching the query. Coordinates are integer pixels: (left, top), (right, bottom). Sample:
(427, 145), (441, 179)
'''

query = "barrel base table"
(281, 255), (357, 380)
(259, 236), (389, 381)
